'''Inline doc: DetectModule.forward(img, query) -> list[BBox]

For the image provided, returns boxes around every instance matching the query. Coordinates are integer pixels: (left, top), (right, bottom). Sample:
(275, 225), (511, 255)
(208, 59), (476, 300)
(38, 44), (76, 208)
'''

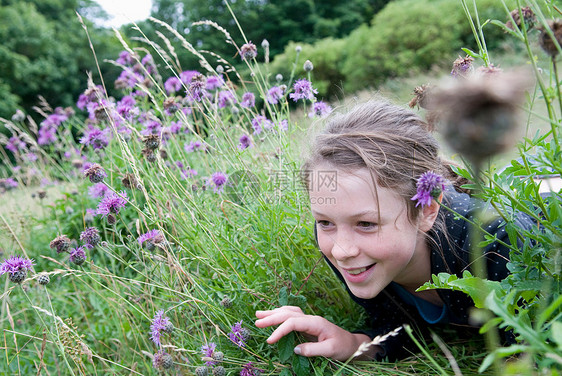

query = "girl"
(254, 99), (535, 361)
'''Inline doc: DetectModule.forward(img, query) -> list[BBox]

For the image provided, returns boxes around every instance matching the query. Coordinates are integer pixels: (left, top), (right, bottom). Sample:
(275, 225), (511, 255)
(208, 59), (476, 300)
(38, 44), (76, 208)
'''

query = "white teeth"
(347, 267), (367, 275)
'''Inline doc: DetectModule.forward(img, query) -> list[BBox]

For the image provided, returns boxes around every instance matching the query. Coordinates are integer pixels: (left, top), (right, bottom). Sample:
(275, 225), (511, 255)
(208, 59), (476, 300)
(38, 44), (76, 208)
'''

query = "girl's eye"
(357, 221), (376, 229)
(317, 220), (333, 229)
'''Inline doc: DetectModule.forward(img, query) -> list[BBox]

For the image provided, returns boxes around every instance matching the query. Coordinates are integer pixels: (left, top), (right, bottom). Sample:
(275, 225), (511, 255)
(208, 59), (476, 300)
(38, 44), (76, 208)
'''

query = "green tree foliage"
(139, 0), (391, 71)
(269, 0), (516, 99)
(0, 0), (122, 119)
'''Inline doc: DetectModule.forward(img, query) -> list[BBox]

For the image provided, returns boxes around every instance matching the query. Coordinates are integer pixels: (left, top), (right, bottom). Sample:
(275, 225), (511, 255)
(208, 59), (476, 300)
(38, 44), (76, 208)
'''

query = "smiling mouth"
(346, 264), (376, 275)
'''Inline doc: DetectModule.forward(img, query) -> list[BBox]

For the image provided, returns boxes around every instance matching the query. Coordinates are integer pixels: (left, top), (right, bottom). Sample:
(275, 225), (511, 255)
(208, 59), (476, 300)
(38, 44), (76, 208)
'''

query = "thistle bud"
(303, 60), (313, 72)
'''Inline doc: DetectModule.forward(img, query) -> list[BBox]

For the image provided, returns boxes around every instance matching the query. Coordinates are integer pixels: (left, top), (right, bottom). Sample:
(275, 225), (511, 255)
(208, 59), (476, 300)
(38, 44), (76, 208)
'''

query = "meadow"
(1, 1), (561, 375)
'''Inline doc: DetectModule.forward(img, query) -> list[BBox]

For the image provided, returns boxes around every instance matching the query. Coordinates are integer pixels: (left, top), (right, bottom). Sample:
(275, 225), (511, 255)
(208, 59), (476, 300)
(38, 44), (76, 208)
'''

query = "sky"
(93, 0), (153, 28)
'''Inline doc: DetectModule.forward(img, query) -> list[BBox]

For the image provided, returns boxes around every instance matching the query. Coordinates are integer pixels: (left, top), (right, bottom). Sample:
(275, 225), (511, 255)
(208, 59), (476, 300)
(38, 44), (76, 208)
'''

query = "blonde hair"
(303, 99), (466, 222)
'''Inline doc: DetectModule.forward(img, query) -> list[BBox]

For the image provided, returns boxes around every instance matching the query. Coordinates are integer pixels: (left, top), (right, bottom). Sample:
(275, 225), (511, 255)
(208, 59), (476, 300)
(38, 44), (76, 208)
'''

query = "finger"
(266, 316), (324, 344)
(255, 308), (305, 328)
(256, 306), (303, 318)
(295, 339), (342, 359)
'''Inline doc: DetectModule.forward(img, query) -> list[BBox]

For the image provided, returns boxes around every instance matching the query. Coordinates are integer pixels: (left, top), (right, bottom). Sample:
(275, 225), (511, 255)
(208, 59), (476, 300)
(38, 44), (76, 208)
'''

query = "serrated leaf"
(288, 294), (307, 310)
(292, 355), (310, 376)
(278, 331), (295, 363)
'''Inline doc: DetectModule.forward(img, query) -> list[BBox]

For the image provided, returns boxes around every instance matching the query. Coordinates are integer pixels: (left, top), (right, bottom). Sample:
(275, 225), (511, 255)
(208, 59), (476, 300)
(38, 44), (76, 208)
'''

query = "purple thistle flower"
(240, 362), (262, 376)
(116, 69), (144, 88)
(278, 119), (288, 132)
(289, 79), (318, 102)
(180, 70), (200, 84)
(266, 86), (285, 104)
(69, 246), (87, 266)
(97, 191), (128, 217)
(88, 182), (109, 198)
(240, 42), (258, 60)
(37, 125), (57, 145)
(116, 50), (136, 66)
(308, 101), (332, 118)
(164, 76), (183, 93)
(138, 229), (163, 247)
(210, 172), (228, 193)
(180, 168), (197, 180)
(6, 136), (26, 153)
(238, 134), (252, 150)
(150, 310), (171, 347)
(80, 126), (111, 150)
(411, 171), (446, 208)
(228, 321), (249, 348)
(80, 227), (101, 247)
(251, 116), (273, 135)
(0, 178), (18, 190)
(0, 255), (34, 283)
(169, 121), (183, 134)
(201, 342), (217, 366)
(184, 140), (206, 153)
(241, 92), (255, 108)
(206, 75), (225, 90)
(140, 119), (162, 136)
(217, 90), (236, 108)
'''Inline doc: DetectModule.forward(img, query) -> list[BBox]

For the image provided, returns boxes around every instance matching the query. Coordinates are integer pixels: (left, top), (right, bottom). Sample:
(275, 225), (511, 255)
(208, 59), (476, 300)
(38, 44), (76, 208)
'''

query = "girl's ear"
(419, 195), (442, 232)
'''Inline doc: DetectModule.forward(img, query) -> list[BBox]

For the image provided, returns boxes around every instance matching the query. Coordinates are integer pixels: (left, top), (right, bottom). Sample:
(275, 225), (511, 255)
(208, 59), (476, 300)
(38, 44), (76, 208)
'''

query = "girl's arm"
(255, 306), (382, 361)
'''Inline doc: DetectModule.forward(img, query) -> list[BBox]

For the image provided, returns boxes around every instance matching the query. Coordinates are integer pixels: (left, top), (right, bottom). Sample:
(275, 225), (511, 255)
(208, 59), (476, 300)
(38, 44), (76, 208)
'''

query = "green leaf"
(479, 345), (529, 373)
(550, 322), (562, 348)
(279, 369), (292, 376)
(288, 294), (307, 310)
(461, 47), (481, 59)
(292, 355), (310, 376)
(479, 317), (503, 334)
(279, 286), (289, 306)
(278, 331), (295, 363)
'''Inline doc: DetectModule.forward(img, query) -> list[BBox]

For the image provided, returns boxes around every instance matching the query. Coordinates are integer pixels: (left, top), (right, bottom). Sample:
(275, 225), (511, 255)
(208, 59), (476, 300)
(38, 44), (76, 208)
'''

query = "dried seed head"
(142, 148), (157, 162)
(121, 173), (138, 190)
(159, 149), (168, 160)
(451, 55), (474, 78)
(275, 74), (283, 82)
(506, 6), (536, 31)
(38, 190), (47, 199)
(408, 84), (432, 110)
(143, 135), (160, 150)
(50, 235), (71, 253)
(539, 19), (562, 57)
(427, 71), (533, 165)
(71, 159), (83, 169)
(163, 97), (178, 113)
(240, 42), (258, 60)
(84, 163), (107, 183)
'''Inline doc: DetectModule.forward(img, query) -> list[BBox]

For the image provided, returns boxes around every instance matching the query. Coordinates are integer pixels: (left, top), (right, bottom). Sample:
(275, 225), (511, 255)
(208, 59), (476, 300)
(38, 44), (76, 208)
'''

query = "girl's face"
(310, 167), (436, 299)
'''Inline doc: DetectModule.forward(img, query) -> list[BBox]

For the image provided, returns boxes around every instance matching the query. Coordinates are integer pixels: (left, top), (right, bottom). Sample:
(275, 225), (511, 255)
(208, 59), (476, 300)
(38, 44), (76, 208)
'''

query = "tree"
(0, 0), (122, 119)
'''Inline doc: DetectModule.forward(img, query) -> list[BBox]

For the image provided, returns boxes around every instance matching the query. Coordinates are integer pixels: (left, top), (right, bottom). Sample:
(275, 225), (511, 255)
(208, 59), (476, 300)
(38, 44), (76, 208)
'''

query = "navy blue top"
(319, 188), (536, 361)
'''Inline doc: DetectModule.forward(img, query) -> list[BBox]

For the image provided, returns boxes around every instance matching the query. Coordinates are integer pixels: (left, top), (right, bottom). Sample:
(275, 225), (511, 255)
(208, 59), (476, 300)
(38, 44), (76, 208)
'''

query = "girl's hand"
(255, 306), (378, 361)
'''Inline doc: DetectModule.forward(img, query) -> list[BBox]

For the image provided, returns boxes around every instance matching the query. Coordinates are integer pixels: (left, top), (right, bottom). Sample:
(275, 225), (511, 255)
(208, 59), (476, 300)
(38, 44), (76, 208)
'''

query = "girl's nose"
(331, 231), (360, 261)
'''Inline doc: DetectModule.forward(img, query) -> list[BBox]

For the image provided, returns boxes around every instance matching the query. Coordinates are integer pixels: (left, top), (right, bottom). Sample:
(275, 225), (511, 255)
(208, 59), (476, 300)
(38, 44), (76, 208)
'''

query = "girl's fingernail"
(294, 346), (302, 355)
